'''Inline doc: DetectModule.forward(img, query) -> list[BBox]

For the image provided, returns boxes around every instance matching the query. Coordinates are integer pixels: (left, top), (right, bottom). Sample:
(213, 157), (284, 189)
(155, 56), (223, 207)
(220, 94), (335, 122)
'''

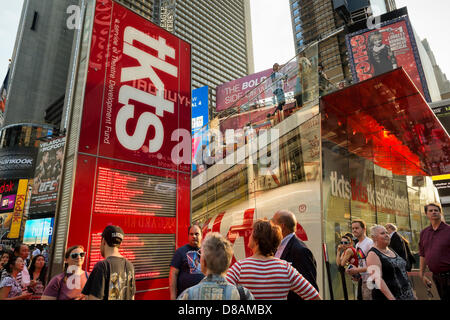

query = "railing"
(192, 41), (344, 178)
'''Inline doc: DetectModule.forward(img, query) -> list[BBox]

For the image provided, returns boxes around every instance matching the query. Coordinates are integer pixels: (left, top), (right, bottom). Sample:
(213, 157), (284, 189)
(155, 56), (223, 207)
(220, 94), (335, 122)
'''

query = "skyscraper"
(117, 0), (254, 114)
(289, 0), (397, 84)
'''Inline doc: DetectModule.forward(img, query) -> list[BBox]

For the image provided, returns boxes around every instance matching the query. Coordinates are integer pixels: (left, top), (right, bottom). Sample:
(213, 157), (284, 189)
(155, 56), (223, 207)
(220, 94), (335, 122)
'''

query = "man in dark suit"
(386, 223), (415, 271)
(272, 210), (318, 301)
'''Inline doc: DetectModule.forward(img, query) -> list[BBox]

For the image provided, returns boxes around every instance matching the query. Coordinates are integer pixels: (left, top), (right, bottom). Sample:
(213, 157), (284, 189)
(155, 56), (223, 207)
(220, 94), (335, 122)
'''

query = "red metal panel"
(78, 0), (113, 155)
(176, 172), (191, 248)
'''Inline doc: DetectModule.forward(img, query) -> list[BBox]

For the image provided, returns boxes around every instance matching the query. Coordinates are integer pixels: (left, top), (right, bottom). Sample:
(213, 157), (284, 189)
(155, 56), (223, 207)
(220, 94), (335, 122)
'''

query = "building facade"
(117, 0), (254, 116)
(288, 0), (397, 84)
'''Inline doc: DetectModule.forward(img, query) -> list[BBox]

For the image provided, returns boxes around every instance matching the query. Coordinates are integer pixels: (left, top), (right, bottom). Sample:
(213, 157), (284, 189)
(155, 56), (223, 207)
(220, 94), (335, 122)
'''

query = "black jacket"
(280, 235), (318, 301)
(389, 232), (415, 271)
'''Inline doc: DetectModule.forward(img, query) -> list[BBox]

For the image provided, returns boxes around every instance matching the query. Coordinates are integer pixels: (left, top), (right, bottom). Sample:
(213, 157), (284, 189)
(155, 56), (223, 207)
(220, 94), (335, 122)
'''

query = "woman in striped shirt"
(226, 219), (321, 300)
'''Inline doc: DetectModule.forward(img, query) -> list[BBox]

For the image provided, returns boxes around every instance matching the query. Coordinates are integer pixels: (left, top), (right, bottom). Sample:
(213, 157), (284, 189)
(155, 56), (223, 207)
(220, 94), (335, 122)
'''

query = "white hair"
(370, 225), (386, 239)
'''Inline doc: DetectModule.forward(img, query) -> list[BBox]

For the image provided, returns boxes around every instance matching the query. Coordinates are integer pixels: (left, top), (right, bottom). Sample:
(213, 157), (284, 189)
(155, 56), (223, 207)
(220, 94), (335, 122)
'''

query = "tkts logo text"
(115, 27), (178, 153)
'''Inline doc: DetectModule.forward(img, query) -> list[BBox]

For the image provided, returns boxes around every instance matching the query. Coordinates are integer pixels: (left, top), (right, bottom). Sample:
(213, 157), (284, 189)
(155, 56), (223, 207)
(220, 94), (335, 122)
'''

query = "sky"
(1, 0), (449, 82)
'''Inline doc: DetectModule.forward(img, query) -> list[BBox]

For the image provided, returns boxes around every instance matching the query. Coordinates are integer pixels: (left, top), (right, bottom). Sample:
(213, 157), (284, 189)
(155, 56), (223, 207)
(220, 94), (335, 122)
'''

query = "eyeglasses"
(340, 241), (350, 245)
(70, 252), (86, 259)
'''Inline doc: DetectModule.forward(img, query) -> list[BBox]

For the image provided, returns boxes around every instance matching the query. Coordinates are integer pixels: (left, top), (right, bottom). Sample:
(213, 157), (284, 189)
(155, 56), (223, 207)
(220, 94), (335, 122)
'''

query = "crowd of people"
(0, 225), (135, 300)
(0, 202), (448, 301)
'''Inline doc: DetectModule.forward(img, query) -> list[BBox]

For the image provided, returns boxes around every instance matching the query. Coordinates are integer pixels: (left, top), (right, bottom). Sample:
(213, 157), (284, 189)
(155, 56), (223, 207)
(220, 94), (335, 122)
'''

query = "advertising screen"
(23, 218), (54, 245)
(29, 137), (66, 214)
(346, 16), (431, 102)
(192, 86), (209, 172)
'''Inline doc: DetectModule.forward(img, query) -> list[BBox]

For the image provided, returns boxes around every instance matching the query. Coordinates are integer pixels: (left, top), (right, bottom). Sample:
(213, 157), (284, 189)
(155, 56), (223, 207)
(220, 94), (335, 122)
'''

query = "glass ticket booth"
(192, 58), (449, 299)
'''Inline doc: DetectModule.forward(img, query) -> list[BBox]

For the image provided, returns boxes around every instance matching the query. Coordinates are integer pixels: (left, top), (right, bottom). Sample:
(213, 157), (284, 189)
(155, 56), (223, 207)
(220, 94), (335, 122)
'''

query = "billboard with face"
(29, 137), (66, 214)
(346, 16), (431, 102)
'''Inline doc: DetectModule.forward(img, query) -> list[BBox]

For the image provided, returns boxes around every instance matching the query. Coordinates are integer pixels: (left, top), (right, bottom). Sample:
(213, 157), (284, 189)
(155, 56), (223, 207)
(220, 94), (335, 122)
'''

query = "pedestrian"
(177, 232), (254, 300)
(269, 63), (288, 117)
(42, 245), (49, 264)
(0, 255), (32, 300)
(336, 234), (359, 299)
(367, 225), (415, 300)
(336, 234), (359, 270)
(32, 244), (41, 258)
(41, 245), (89, 300)
(346, 219), (374, 300)
(13, 243), (30, 290)
(271, 210), (318, 301)
(385, 223), (415, 271)
(0, 250), (13, 282)
(419, 203), (450, 301)
(28, 254), (47, 299)
(169, 224), (204, 300)
(226, 219), (321, 300)
(82, 225), (135, 300)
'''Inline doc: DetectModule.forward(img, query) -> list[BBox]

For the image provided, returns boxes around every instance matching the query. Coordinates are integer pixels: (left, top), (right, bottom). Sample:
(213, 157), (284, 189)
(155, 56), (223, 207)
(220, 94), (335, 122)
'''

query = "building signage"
(192, 86), (209, 172)
(64, 0), (192, 286)
(29, 137), (66, 214)
(216, 68), (272, 112)
(0, 148), (38, 179)
(160, 0), (175, 33)
(346, 16), (431, 102)
(330, 171), (409, 213)
(7, 179), (28, 239)
(79, 0), (191, 172)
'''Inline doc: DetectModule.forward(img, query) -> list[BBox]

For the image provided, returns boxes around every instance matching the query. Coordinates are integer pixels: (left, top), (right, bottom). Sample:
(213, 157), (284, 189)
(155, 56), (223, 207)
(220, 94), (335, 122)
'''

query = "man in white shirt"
(346, 219), (374, 300)
(32, 245), (41, 258)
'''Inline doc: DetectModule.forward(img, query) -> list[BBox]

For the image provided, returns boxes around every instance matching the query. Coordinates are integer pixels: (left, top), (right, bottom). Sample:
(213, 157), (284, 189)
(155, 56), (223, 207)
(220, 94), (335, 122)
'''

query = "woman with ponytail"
(41, 245), (89, 300)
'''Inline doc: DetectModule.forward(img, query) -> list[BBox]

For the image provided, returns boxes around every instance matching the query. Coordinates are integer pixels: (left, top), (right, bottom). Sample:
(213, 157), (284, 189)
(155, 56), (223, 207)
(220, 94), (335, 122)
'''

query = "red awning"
(321, 68), (450, 176)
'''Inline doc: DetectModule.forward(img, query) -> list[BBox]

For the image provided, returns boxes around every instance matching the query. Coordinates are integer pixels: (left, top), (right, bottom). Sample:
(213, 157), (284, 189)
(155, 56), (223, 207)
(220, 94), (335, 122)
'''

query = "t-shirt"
(82, 256), (135, 300)
(43, 272), (89, 300)
(0, 275), (22, 298)
(226, 257), (320, 300)
(355, 236), (374, 281)
(170, 244), (204, 297)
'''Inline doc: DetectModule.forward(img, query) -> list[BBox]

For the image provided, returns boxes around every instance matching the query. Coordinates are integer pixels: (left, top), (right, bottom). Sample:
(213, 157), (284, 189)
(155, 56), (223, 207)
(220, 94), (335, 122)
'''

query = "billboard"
(216, 68), (272, 112)
(0, 147), (38, 179)
(7, 179), (28, 239)
(346, 16), (431, 102)
(61, 0), (192, 293)
(23, 217), (54, 245)
(29, 137), (66, 214)
(192, 86), (208, 172)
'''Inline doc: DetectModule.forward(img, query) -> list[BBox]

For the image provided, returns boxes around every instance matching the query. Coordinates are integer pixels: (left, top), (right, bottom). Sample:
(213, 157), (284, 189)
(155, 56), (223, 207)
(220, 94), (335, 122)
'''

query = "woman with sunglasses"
(336, 235), (359, 270)
(41, 245), (89, 300)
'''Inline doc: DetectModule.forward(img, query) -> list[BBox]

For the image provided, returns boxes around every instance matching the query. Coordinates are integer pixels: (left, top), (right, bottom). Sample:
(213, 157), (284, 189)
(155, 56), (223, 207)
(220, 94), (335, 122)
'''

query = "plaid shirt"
(177, 274), (254, 300)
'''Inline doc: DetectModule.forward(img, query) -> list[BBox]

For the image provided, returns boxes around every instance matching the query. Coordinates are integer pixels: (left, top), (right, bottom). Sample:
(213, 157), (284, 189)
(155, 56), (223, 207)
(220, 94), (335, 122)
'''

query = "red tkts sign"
(65, 0), (191, 299)
(78, 0), (191, 172)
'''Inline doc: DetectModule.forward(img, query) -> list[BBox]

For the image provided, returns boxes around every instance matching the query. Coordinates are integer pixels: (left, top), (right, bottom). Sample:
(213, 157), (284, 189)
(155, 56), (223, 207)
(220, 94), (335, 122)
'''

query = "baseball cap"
(102, 225), (124, 247)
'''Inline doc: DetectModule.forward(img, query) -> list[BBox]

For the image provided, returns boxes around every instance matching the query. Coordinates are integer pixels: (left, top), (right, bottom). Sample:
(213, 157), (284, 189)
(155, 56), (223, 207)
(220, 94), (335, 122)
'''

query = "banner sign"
(7, 179), (28, 239)
(29, 137), (66, 214)
(346, 16), (431, 102)
(192, 86), (209, 172)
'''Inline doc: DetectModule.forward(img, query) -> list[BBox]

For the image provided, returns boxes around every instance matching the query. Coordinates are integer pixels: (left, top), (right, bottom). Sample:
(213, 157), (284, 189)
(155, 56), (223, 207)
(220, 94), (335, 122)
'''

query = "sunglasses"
(70, 252), (86, 259)
(340, 241), (350, 245)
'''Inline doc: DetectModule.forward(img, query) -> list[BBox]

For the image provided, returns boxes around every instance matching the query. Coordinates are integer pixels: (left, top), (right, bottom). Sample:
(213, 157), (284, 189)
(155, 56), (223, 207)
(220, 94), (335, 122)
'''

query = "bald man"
(272, 210), (318, 301)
